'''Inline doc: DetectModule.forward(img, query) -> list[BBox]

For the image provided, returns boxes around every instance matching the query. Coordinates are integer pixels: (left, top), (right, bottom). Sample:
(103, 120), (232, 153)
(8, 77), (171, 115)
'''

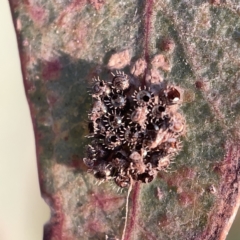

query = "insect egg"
(111, 152), (128, 170)
(84, 144), (96, 159)
(123, 126), (139, 146)
(105, 134), (121, 149)
(135, 89), (154, 106)
(171, 121), (184, 133)
(91, 100), (107, 117)
(166, 87), (180, 103)
(130, 106), (148, 128)
(107, 113), (123, 129)
(169, 113), (185, 133)
(93, 81), (104, 94)
(112, 72), (130, 91)
(91, 79), (111, 98)
(115, 175), (130, 188)
(92, 118), (105, 133)
(94, 164), (111, 180)
(152, 104), (166, 119)
(110, 93), (126, 109)
(83, 158), (95, 168)
(84, 71), (185, 188)
(131, 107), (142, 122)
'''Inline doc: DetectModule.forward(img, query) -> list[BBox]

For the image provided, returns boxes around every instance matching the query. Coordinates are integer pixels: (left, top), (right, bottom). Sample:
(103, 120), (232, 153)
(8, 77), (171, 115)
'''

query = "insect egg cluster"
(84, 71), (185, 188)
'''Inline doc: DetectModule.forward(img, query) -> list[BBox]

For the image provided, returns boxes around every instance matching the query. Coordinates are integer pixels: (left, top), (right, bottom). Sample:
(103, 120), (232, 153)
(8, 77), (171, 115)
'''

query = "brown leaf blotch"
(209, 0), (221, 5)
(158, 214), (171, 228)
(145, 69), (163, 87)
(178, 192), (195, 207)
(159, 38), (175, 53)
(183, 89), (195, 103)
(88, 0), (105, 11)
(151, 54), (171, 71)
(130, 58), (147, 77)
(42, 59), (62, 81)
(90, 193), (125, 213)
(107, 49), (131, 70)
(195, 80), (210, 91)
(28, 5), (49, 27)
(180, 167), (197, 180)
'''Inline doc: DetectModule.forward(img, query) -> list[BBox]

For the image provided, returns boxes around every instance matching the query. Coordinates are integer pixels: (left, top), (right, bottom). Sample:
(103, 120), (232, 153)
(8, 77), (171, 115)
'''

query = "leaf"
(9, 1), (240, 239)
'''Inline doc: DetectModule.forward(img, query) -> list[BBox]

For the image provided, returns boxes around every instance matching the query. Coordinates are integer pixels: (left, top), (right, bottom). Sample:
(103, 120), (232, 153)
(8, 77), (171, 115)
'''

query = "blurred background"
(0, 1), (239, 240)
(0, 1), (50, 240)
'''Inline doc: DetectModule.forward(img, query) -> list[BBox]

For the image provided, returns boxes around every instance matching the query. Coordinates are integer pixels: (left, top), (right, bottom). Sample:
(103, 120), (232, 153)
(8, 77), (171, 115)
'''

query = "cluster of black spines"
(84, 71), (185, 188)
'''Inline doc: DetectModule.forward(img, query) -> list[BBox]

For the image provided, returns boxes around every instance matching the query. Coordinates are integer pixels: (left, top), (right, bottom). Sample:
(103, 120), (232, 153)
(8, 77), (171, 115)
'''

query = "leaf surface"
(9, 1), (240, 239)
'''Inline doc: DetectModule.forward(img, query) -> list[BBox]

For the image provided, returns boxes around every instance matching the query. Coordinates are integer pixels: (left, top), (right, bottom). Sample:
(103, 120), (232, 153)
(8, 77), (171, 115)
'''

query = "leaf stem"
(121, 181), (141, 240)
(121, 178), (133, 240)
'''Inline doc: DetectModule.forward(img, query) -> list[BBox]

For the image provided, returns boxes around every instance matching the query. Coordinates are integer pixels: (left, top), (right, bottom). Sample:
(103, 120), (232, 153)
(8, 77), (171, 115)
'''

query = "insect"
(83, 71), (185, 188)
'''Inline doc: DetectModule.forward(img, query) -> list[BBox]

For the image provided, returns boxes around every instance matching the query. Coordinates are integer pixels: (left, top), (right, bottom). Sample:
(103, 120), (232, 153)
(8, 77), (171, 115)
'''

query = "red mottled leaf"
(8, 1), (240, 239)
